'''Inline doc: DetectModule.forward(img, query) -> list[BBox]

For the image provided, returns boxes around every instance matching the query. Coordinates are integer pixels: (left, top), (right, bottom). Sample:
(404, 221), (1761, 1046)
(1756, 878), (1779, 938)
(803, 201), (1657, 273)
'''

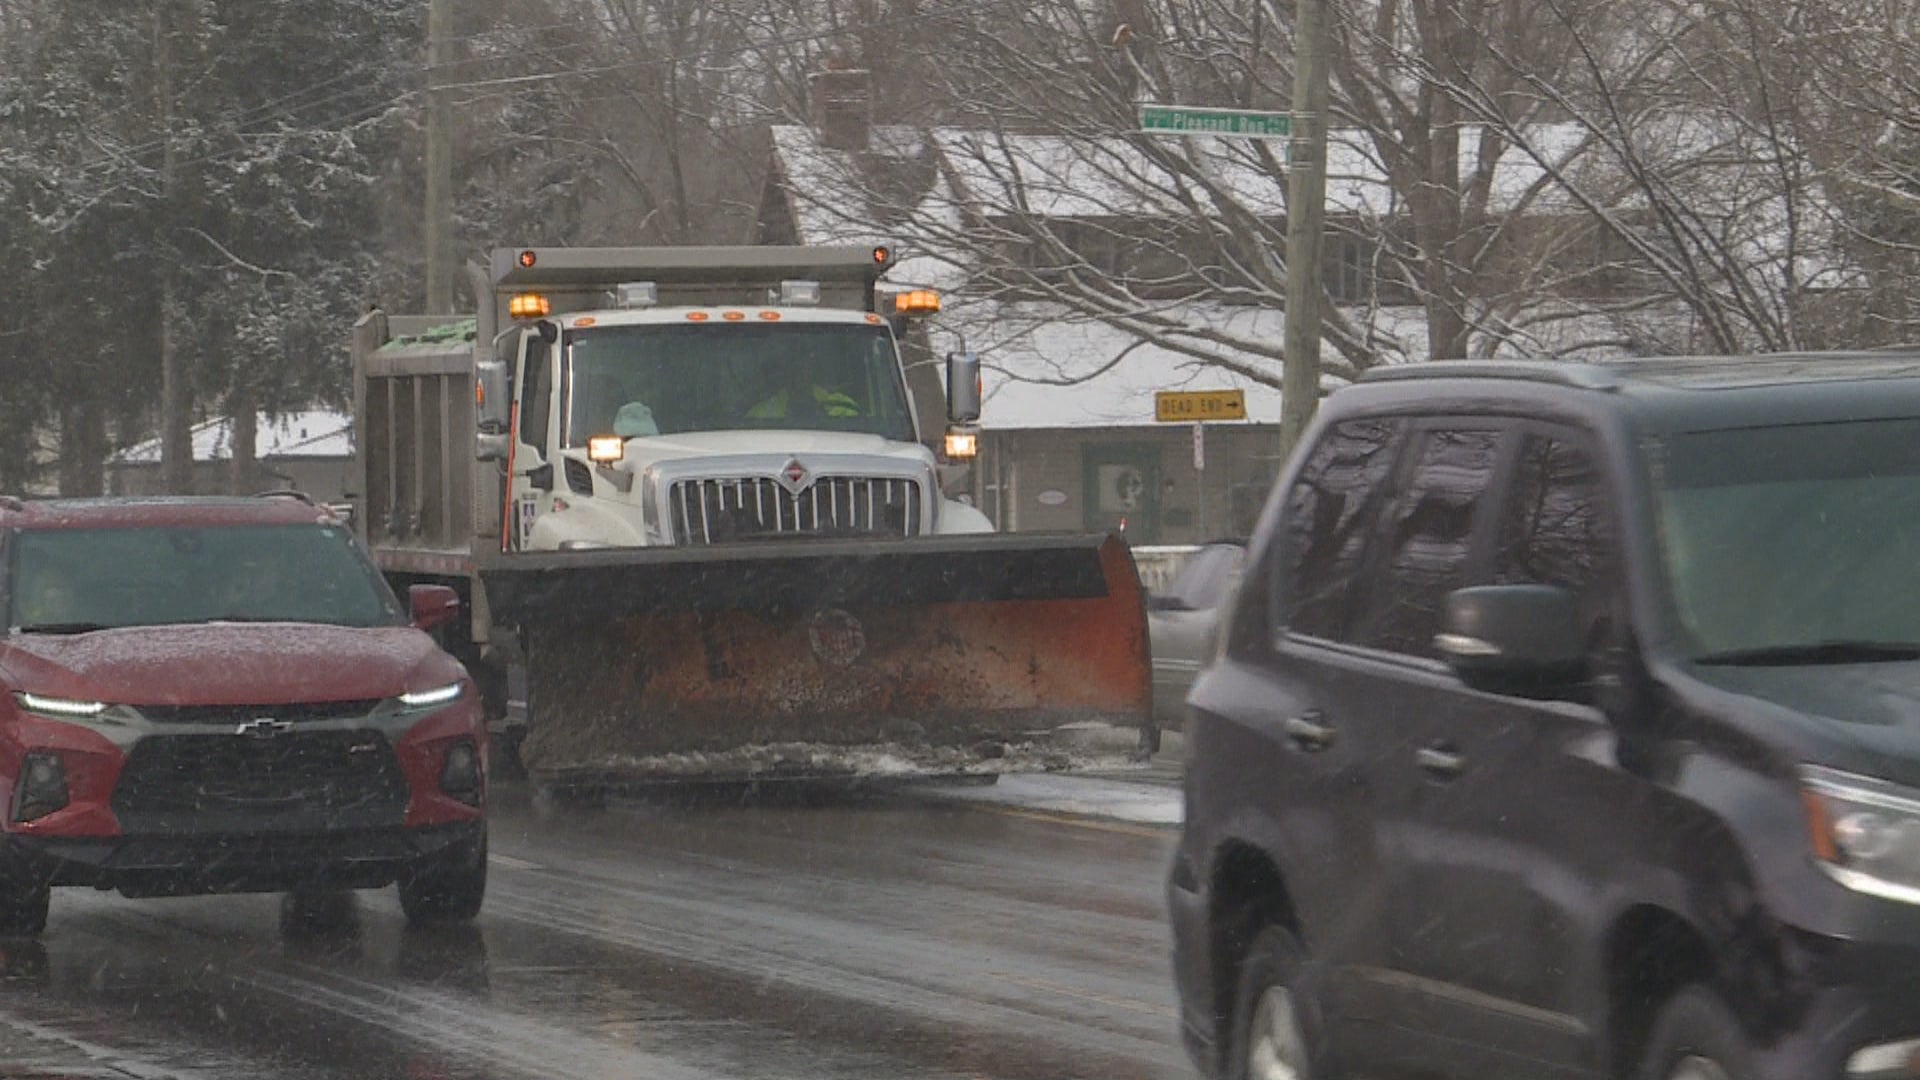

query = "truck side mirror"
(475, 432), (510, 462)
(946, 352), (982, 424)
(475, 358), (511, 432)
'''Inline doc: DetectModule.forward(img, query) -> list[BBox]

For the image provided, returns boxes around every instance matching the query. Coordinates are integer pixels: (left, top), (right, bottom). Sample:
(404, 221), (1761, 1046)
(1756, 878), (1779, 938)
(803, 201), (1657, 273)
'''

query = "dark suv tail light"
(440, 741), (481, 805)
(14, 753), (68, 822)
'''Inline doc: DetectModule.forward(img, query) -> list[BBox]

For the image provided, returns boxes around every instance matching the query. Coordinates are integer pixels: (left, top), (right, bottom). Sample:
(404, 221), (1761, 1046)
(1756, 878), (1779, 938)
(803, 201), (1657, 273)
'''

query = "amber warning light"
(895, 290), (941, 315)
(509, 293), (551, 319)
(518, 250), (538, 268)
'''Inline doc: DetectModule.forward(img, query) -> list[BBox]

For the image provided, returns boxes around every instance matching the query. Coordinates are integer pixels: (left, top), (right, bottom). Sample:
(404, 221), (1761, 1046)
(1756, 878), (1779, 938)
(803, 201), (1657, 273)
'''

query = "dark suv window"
(1277, 419), (1402, 640)
(1161, 543), (1244, 611)
(1495, 434), (1612, 601)
(1353, 427), (1504, 657)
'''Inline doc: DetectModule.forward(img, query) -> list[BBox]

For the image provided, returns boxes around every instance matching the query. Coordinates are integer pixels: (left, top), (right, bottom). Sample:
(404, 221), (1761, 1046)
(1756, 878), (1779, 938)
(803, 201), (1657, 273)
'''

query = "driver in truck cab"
(748, 360), (859, 421)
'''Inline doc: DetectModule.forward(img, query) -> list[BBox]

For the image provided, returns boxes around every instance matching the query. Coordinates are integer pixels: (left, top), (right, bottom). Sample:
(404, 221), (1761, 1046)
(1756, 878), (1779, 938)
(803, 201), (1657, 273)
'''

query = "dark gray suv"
(1169, 353), (1920, 1080)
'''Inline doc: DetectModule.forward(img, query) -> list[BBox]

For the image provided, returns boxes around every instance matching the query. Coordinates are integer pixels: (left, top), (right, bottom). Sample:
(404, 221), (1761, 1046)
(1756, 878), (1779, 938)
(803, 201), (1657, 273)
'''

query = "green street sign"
(1139, 105), (1292, 139)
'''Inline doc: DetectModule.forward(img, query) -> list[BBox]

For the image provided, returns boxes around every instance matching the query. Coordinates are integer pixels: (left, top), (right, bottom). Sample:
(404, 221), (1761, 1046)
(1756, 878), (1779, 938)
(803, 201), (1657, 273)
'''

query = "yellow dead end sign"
(1154, 389), (1247, 422)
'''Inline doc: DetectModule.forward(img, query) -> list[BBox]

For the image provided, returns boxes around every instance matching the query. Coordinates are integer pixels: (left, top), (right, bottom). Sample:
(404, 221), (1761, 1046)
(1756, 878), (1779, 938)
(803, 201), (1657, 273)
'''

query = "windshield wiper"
(14, 622), (114, 635)
(1694, 640), (1920, 666)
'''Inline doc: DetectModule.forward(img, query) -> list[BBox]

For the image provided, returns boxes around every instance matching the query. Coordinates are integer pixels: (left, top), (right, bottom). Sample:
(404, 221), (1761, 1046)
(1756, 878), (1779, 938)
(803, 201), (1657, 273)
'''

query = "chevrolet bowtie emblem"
(235, 718), (294, 738)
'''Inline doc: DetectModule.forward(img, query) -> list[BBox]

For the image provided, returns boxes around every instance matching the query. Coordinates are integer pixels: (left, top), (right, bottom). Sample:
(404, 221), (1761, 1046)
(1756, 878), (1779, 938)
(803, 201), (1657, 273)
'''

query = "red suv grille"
(112, 731), (409, 819)
(135, 700), (384, 725)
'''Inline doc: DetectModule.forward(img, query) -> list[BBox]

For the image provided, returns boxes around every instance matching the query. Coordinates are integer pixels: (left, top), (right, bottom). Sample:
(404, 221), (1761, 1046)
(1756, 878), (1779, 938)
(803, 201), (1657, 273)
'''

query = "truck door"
(507, 328), (558, 551)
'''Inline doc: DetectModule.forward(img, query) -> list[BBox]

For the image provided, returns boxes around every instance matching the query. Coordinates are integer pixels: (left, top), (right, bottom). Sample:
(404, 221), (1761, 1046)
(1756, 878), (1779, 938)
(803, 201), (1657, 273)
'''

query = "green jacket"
(748, 385), (860, 419)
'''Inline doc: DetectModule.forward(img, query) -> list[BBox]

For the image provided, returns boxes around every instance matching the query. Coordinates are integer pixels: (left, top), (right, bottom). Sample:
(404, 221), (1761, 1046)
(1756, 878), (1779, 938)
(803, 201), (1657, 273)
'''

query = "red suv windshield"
(6, 523), (403, 633)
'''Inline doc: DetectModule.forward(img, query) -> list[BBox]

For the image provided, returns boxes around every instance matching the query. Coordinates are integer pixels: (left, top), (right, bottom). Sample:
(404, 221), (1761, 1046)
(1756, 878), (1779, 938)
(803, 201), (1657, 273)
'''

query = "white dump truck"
(351, 245), (1152, 791)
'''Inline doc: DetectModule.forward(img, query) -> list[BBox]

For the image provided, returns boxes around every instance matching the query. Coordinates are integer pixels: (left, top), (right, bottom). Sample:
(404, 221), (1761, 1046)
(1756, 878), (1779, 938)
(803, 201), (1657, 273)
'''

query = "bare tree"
(767, 0), (1920, 387)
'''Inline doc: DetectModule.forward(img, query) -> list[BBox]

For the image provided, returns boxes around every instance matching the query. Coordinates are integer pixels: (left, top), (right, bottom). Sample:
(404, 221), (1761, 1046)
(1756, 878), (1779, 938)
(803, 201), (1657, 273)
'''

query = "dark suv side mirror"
(1436, 585), (1584, 694)
(409, 585), (462, 632)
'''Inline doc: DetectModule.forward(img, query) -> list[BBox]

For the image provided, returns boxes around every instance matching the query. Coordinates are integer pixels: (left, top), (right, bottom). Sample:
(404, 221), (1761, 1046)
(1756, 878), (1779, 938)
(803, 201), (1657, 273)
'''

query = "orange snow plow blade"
(478, 533), (1153, 785)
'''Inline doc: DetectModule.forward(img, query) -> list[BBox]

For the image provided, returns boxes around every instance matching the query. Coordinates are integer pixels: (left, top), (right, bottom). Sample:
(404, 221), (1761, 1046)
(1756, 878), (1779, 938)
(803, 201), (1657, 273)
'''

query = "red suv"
(0, 495), (487, 935)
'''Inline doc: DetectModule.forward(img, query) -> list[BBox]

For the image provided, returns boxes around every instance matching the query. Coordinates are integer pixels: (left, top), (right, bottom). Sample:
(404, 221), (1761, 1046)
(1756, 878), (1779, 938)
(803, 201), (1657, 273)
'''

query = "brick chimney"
(810, 68), (873, 152)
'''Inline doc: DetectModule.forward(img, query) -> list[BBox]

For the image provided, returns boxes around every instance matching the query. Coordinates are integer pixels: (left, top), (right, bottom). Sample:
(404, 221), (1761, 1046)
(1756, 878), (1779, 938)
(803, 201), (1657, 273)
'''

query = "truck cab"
(474, 246), (989, 554)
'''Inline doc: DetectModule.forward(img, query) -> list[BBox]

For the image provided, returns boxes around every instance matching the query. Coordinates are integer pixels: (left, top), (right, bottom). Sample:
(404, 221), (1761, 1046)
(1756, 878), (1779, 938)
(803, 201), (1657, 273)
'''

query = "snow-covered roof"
(109, 410), (353, 466)
(767, 119), (1826, 427)
(772, 122), (1599, 229)
(768, 125), (966, 290)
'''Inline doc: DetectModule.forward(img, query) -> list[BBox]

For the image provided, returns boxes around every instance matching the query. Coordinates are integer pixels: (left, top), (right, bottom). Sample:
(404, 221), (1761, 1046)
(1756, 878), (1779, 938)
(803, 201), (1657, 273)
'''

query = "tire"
(1225, 925), (1336, 1080)
(399, 827), (487, 925)
(492, 726), (529, 783)
(0, 873), (49, 939)
(1637, 987), (1757, 1080)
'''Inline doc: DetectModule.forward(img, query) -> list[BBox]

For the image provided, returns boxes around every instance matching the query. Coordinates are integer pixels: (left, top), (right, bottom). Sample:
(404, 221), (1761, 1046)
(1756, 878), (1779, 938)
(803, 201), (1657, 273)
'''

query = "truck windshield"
(563, 323), (916, 445)
(1656, 417), (1920, 659)
(5, 524), (403, 633)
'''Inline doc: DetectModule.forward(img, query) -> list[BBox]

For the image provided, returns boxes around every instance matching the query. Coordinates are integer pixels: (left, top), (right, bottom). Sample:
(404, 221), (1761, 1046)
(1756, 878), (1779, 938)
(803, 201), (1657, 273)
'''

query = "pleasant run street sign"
(1139, 105), (1292, 139)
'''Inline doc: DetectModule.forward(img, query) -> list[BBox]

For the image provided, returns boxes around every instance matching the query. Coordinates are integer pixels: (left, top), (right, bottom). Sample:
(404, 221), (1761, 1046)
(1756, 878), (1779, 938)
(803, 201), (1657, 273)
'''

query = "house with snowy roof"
(758, 69), (1857, 542)
(106, 410), (355, 501)
(753, 71), (1667, 542)
(757, 77), (1296, 541)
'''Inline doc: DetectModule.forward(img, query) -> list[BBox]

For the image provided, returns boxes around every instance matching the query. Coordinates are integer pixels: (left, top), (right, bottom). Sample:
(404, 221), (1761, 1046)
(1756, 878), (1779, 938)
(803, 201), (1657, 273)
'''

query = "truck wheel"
(492, 726), (529, 782)
(1226, 925), (1335, 1080)
(0, 873), (49, 938)
(399, 828), (487, 925)
(1636, 987), (1756, 1080)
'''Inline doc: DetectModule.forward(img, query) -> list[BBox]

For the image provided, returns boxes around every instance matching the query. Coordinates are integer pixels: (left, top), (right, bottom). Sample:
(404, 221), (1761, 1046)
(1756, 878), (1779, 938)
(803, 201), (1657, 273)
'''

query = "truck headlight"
(1803, 766), (1920, 904)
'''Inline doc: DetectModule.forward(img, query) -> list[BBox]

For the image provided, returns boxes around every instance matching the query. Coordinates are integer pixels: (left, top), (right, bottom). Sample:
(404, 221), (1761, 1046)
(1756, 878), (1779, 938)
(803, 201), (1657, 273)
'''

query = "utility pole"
(157, 2), (194, 494)
(1279, 0), (1332, 458)
(424, 0), (454, 313)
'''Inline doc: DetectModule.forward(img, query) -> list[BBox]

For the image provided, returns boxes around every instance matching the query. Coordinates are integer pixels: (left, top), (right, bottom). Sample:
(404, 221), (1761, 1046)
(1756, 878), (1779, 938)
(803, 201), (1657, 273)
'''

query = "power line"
(68, 0), (1029, 198)
(76, 16), (609, 176)
(428, 0), (1028, 94)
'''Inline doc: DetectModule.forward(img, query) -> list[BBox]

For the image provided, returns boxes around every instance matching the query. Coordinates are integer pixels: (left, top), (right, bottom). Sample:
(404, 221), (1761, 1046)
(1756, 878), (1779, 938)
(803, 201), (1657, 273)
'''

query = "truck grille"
(112, 731), (410, 817)
(669, 477), (923, 543)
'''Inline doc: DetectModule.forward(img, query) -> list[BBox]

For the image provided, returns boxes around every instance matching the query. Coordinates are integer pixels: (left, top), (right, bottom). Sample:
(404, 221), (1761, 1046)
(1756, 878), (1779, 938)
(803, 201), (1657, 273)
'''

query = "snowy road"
(0, 779), (1187, 1079)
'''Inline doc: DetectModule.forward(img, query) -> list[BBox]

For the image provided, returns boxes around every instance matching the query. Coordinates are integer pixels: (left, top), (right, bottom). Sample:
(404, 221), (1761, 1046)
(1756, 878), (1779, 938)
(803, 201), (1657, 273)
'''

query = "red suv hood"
(0, 624), (460, 707)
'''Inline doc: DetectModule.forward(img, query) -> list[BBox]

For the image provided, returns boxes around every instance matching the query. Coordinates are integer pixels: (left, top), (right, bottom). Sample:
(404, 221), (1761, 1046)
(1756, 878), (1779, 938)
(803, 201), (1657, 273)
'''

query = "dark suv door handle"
(1416, 744), (1466, 779)
(1283, 713), (1337, 752)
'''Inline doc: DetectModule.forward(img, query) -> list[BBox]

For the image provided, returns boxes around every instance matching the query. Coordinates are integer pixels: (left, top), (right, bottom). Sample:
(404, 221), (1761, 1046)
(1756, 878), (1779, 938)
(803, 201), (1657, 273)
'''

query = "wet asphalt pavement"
(0, 781), (1185, 1080)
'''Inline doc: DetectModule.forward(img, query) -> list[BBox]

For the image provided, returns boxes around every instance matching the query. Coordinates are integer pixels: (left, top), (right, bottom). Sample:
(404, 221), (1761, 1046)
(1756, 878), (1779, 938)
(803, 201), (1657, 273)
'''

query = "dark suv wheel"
(1636, 987), (1756, 1080)
(1226, 925), (1334, 1080)
(399, 828), (487, 924)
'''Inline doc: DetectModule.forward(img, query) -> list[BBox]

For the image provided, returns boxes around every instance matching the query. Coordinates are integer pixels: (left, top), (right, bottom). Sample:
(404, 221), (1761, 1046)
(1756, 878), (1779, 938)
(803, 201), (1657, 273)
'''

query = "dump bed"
(351, 313), (497, 582)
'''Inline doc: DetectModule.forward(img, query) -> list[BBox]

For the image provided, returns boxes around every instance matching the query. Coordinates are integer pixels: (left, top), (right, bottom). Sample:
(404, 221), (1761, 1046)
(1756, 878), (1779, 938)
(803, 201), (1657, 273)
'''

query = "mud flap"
(478, 533), (1152, 783)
